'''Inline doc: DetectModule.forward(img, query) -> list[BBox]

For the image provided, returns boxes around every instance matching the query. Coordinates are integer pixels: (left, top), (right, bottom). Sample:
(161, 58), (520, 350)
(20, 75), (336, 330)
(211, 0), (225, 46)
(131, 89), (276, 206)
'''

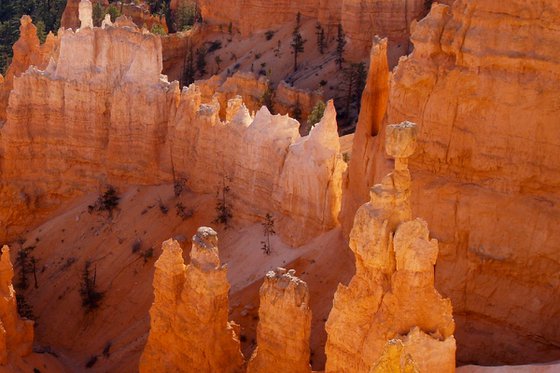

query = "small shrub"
(102, 342), (112, 358)
(85, 355), (98, 369)
(264, 30), (275, 41)
(254, 53), (262, 60)
(176, 202), (193, 220)
(150, 24), (166, 35)
(131, 239), (142, 254)
(208, 40), (222, 53)
(16, 294), (34, 320)
(158, 199), (169, 215)
(174, 178), (187, 197)
(88, 186), (120, 217)
(319, 80), (327, 87)
(142, 248), (154, 263)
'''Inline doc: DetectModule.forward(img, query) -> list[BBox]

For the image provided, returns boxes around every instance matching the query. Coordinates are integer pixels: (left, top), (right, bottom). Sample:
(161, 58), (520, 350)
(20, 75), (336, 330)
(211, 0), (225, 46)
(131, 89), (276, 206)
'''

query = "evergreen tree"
(290, 12), (306, 72)
(182, 46), (195, 86)
(196, 46), (207, 76)
(335, 23), (346, 70)
(315, 22), (326, 54)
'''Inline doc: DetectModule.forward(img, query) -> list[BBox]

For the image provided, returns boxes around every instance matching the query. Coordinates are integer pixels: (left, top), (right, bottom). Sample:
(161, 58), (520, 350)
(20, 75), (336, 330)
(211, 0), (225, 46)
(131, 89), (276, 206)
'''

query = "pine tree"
(182, 46), (195, 86)
(335, 23), (346, 70)
(291, 12), (306, 72)
(315, 22), (326, 54)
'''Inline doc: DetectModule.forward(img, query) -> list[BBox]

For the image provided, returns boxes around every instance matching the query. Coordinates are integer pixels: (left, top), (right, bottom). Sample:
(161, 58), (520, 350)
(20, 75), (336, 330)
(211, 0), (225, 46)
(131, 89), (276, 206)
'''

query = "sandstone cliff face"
(247, 268), (311, 373)
(197, 0), (429, 61)
(326, 122), (456, 373)
(382, 0), (560, 365)
(340, 0), (560, 365)
(0, 246), (34, 365)
(139, 229), (244, 373)
(1, 14), (342, 246)
(0, 16), (59, 122)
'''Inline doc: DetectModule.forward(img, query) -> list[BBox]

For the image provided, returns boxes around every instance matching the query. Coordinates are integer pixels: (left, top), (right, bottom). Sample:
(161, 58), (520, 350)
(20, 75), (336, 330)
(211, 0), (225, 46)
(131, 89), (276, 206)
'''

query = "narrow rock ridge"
(0, 15), (343, 246)
(139, 228), (244, 373)
(247, 268), (312, 373)
(325, 121), (456, 373)
(0, 246), (34, 365)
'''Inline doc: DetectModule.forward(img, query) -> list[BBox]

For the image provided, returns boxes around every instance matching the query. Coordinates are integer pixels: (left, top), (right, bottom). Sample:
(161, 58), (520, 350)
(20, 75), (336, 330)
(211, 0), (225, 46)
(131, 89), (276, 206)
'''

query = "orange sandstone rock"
(139, 229), (244, 373)
(0, 246), (34, 365)
(247, 268), (312, 373)
(325, 121), (455, 373)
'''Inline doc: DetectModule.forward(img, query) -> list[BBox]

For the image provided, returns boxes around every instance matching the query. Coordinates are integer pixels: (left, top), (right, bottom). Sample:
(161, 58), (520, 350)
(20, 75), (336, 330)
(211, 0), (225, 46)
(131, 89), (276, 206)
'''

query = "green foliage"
(173, 1), (200, 31)
(0, 0), (67, 73)
(307, 100), (326, 129)
(259, 82), (275, 113)
(92, 3), (105, 27)
(35, 20), (46, 43)
(335, 23), (346, 70)
(150, 23), (166, 35)
(105, 4), (121, 22)
(341, 62), (367, 118)
(291, 12), (306, 72)
(79, 261), (104, 312)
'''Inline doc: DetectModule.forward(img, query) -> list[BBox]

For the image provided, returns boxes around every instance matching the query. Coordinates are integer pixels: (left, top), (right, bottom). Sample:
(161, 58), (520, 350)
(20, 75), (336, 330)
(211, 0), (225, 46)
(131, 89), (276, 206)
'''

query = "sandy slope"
(10, 184), (353, 372)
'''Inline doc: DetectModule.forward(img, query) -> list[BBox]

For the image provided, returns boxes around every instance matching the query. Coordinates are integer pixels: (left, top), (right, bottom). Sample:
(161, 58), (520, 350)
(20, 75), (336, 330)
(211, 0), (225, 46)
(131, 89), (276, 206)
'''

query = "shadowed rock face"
(139, 228), (244, 373)
(339, 0), (560, 365)
(326, 121), (456, 373)
(247, 268), (312, 373)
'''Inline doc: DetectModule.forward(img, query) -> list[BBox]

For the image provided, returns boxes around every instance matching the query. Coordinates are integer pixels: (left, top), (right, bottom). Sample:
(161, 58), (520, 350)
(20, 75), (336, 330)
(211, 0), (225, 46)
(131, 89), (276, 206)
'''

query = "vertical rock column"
(247, 268), (312, 373)
(140, 228), (244, 373)
(0, 246), (34, 365)
(325, 121), (455, 373)
(79, 0), (93, 29)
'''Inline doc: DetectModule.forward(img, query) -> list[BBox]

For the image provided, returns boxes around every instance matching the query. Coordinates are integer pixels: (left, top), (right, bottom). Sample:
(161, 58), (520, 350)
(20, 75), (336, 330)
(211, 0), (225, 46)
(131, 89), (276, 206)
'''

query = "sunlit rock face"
(326, 121), (456, 373)
(247, 268), (312, 373)
(339, 0), (560, 365)
(139, 229), (244, 373)
(0, 17), (343, 246)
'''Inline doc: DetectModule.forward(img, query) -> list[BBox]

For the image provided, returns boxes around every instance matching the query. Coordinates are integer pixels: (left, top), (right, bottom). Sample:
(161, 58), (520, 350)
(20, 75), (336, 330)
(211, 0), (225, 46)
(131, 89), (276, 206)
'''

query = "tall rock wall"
(247, 268), (311, 373)
(0, 246), (34, 365)
(197, 0), (429, 61)
(139, 229), (244, 372)
(326, 122), (456, 373)
(342, 0), (560, 365)
(0, 15), (344, 246)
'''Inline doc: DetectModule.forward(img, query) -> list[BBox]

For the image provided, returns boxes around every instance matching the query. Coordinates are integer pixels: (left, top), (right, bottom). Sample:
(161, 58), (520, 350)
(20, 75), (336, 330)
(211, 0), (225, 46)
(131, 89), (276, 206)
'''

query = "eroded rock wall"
(0, 17), (344, 247)
(341, 0), (560, 365)
(0, 246), (34, 365)
(139, 229), (244, 372)
(326, 122), (456, 373)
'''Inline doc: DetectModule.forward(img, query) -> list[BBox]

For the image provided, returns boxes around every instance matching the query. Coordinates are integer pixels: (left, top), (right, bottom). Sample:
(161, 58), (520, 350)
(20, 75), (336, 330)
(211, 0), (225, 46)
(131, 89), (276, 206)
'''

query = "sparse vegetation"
(79, 261), (104, 312)
(15, 246), (38, 290)
(174, 178), (188, 197)
(196, 46), (207, 76)
(259, 81), (275, 113)
(88, 186), (120, 218)
(265, 30), (276, 41)
(293, 99), (302, 122)
(131, 239), (142, 254)
(173, 1), (200, 31)
(260, 213), (276, 255)
(213, 176), (233, 228)
(176, 202), (193, 220)
(315, 22), (326, 54)
(341, 62), (367, 118)
(291, 12), (306, 72)
(158, 198), (169, 215)
(304, 100), (326, 134)
(16, 293), (34, 320)
(182, 46), (195, 86)
(150, 23), (166, 35)
(208, 40), (222, 53)
(335, 23), (346, 70)
(85, 355), (98, 369)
